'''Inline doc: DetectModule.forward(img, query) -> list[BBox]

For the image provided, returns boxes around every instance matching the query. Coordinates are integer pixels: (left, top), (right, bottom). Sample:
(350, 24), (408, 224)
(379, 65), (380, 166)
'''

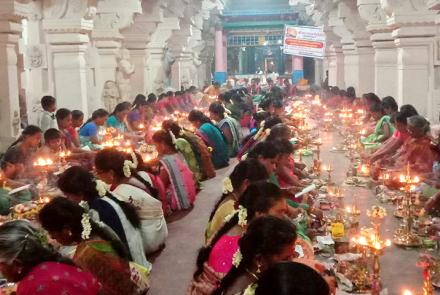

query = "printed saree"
(218, 117), (242, 158)
(160, 154), (197, 211)
(199, 123), (229, 169)
(74, 240), (150, 295)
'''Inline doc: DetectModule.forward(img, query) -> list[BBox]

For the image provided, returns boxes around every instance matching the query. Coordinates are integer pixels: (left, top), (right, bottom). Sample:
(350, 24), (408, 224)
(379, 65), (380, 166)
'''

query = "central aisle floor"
(149, 162), (235, 295)
(149, 127), (439, 294)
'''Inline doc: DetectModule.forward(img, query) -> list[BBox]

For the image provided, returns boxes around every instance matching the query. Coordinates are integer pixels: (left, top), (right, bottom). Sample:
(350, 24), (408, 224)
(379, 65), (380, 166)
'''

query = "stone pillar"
(121, 0), (163, 94)
(356, 46), (375, 94)
(222, 33), (228, 76)
(327, 44), (345, 88)
(358, 0), (397, 98)
(20, 1), (45, 126)
(372, 38), (397, 98)
(0, 0), (29, 149)
(381, 0), (438, 117)
(292, 56), (304, 83)
(145, 17), (180, 93)
(43, 19), (93, 116)
(169, 19), (193, 90)
(314, 58), (323, 86)
(214, 27), (226, 83)
(395, 37), (434, 115)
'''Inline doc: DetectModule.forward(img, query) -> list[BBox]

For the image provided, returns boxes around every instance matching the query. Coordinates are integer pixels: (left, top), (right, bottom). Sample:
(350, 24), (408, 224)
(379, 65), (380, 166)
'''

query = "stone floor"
(149, 129), (439, 295)
(149, 163), (235, 295)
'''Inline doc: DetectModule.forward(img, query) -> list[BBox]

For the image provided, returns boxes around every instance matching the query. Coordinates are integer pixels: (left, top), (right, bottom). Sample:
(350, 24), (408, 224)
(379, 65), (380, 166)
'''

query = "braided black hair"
(213, 216), (297, 295)
(193, 181), (284, 280)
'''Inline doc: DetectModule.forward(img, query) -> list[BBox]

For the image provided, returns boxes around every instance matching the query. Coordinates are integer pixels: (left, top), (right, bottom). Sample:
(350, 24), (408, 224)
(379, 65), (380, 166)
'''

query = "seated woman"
(94, 149), (168, 254)
(188, 110), (229, 169)
(79, 108), (109, 146)
(128, 94), (148, 131)
(39, 129), (92, 169)
(205, 159), (269, 244)
(271, 138), (305, 190)
(247, 141), (279, 182)
(188, 181), (288, 295)
(237, 116), (282, 160)
(209, 102), (242, 158)
(255, 262), (330, 295)
(388, 115), (435, 174)
(212, 217), (297, 295)
(0, 220), (100, 295)
(5, 125), (42, 171)
(107, 102), (131, 133)
(368, 110), (415, 164)
(361, 103), (394, 150)
(227, 93), (248, 122)
(57, 166), (149, 267)
(0, 149), (32, 215)
(162, 120), (216, 181)
(39, 197), (150, 295)
(152, 130), (197, 213)
(70, 110), (84, 148)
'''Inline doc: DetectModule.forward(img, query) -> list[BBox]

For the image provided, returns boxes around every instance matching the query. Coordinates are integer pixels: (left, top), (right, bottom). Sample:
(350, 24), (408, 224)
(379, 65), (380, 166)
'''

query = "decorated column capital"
(380, 0), (437, 35)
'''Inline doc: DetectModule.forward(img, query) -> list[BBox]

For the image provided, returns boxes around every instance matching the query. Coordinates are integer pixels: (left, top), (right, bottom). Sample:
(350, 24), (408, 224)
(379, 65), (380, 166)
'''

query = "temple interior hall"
(0, 0), (440, 295)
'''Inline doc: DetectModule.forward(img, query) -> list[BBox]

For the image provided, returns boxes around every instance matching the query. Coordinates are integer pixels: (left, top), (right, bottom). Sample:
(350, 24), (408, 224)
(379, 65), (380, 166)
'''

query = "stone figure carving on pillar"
(12, 111), (20, 136)
(116, 48), (135, 101)
(163, 47), (175, 88)
(101, 80), (120, 112)
(27, 45), (45, 68)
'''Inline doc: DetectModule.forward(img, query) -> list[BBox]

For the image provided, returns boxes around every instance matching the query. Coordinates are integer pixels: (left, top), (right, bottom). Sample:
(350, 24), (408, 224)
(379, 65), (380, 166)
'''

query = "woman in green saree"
(188, 110), (229, 169)
(361, 102), (394, 150)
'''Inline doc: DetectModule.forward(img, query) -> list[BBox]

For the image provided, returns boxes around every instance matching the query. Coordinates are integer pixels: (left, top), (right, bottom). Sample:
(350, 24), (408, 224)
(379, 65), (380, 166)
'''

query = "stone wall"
(292, 0), (440, 122)
(0, 0), (221, 150)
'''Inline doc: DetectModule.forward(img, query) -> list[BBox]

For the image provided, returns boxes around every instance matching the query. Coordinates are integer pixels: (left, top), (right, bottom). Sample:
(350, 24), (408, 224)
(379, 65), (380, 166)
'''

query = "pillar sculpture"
(0, 0), (30, 149)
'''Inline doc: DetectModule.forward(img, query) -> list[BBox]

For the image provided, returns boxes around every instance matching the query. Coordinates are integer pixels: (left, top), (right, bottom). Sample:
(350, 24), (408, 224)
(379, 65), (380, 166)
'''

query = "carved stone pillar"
(0, 0), (29, 149)
(121, 0), (162, 94)
(358, 0), (397, 99)
(338, 0), (373, 94)
(43, 18), (93, 116)
(169, 19), (193, 90)
(327, 44), (345, 88)
(92, 0), (141, 106)
(381, 0), (437, 117)
(145, 17), (180, 93)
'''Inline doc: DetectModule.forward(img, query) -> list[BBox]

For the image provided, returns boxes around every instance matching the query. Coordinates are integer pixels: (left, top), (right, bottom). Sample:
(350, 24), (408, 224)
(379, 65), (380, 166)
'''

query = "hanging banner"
(283, 25), (325, 59)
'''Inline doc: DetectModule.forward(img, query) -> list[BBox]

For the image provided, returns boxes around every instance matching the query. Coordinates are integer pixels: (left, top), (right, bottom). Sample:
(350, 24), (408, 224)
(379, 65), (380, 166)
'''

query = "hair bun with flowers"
(222, 177), (234, 194)
(223, 205), (248, 227)
(95, 179), (108, 197)
(232, 248), (243, 268)
(238, 205), (248, 227)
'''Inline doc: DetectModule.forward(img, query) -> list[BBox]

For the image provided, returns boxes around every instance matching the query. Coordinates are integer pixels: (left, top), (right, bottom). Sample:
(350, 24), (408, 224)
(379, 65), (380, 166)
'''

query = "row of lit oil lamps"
(301, 95), (430, 295)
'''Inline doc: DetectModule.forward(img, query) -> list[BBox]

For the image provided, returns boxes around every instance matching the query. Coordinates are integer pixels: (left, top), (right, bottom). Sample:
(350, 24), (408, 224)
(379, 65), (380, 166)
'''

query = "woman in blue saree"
(208, 102), (242, 158)
(188, 110), (229, 169)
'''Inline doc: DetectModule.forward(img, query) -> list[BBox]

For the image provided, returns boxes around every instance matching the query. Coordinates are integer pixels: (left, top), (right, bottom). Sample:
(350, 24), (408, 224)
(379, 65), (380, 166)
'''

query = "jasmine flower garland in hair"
(243, 284), (257, 295)
(95, 179), (108, 197)
(224, 210), (239, 223)
(81, 213), (92, 240)
(130, 151), (138, 169)
(123, 160), (137, 177)
(238, 205), (248, 227)
(232, 248), (243, 268)
(223, 177), (234, 194)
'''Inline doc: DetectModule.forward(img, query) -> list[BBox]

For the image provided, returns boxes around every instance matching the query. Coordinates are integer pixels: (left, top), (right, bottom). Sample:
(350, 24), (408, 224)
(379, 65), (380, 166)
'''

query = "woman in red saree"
(387, 115), (435, 174)
(0, 220), (100, 295)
